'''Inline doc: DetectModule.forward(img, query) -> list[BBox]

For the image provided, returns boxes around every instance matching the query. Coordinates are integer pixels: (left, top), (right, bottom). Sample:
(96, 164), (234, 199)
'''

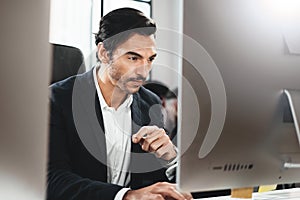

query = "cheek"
(108, 64), (122, 81)
(108, 61), (131, 82)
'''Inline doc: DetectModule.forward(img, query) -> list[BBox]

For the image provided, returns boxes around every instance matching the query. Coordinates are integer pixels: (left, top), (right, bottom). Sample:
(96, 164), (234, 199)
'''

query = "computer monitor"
(178, 0), (300, 193)
(0, 1), (50, 199)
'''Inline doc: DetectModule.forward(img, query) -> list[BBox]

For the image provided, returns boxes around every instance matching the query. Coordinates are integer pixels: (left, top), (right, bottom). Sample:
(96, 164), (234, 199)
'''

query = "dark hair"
(95, 8), (156, 59)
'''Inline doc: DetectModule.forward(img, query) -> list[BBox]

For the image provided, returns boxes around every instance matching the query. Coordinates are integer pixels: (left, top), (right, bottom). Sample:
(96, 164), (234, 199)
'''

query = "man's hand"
(132, 126), (177, 161)
(123, 182), (193, 200)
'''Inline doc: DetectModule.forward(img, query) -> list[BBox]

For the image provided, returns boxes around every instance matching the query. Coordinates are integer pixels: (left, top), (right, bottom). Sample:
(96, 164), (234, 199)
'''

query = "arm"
(123, 182), (193, 200)
(47, 88), (122, 200)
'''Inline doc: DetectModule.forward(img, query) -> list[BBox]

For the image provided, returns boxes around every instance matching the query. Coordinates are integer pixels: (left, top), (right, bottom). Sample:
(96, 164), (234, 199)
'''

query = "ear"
(97, 43), (110, 64)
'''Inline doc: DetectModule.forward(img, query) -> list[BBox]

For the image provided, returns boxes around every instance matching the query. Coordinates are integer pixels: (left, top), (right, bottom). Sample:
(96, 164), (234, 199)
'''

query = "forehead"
(114, 33), (156, 55)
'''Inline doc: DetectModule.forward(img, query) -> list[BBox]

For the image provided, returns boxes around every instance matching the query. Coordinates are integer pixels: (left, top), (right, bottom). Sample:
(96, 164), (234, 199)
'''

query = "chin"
(122, 81), (143, 94)
(125, 86), (141, 94)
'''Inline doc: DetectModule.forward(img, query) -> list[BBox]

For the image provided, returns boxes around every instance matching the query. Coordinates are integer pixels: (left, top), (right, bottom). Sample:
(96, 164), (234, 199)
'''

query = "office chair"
(50, 43), (86, 84)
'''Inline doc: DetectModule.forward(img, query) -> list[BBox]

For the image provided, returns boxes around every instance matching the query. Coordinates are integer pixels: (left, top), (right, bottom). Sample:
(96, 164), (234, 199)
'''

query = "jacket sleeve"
(47, 86), (122, 200)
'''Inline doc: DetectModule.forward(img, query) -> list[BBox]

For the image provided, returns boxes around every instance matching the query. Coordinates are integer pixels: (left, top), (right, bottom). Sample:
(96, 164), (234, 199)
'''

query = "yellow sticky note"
(258, 185), (277, 193)
(231, 187), (253, 198)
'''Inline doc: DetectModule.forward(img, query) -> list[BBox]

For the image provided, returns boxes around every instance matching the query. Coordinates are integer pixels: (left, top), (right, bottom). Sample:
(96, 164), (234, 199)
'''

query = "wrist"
(169, 144), (178, 161)
(122, 189), (133, 200)
(115, 188), (131, 200)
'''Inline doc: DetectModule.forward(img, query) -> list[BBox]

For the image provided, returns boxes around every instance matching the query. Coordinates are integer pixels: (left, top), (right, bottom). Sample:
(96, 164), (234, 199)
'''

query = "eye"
(148, 57), (156, 62)
(128, 56), (138, 61)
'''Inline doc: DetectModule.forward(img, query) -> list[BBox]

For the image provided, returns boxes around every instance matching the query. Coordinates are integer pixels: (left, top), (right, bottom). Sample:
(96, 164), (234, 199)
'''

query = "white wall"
(0, 1), (51, 199)
(49, 0), (94, 60)
(152, 0), (183, 91)
(103, 0), (151, 17)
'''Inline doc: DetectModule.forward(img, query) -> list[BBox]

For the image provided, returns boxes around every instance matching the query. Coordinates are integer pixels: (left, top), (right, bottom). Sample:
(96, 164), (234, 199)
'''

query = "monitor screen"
(178, 0), (300, 193)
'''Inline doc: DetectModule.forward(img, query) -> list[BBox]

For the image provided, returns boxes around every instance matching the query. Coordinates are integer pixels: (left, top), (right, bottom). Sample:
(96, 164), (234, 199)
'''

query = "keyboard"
(195, 188), (300, 200)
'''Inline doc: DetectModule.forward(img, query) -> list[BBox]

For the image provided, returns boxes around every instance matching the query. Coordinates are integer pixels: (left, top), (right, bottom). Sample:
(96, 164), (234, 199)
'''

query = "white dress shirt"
(93, 67), (132, 199)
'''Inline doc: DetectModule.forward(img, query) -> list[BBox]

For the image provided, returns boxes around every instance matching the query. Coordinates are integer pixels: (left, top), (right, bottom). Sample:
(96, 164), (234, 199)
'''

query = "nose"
(136, 59), (151, 77)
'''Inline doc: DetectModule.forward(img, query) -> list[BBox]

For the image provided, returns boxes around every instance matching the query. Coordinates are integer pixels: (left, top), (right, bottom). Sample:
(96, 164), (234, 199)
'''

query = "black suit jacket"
(47, 69), (169, 200)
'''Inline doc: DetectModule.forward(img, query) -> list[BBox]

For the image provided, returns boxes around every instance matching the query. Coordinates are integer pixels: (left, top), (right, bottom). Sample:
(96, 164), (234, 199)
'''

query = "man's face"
(106, 33), (157, 94)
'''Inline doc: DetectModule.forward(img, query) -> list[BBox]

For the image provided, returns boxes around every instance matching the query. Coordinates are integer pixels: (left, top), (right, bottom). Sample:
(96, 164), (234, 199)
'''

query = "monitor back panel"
(178, 0), (300, 192)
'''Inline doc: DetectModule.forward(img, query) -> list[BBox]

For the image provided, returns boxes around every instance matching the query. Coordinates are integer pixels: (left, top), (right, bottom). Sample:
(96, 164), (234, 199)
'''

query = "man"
(47, 8), (192, 200)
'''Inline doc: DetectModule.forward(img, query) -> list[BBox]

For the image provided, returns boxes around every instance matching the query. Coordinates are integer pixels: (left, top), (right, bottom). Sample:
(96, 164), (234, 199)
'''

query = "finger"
(123, 189), (165, 200)
(153, 183), (187, 200)
(148, 133), (169, 152)
(156, 141), (177, 161)
(150, 194), (164, 200)
(132, 126), (158, 143)
(141, 129), (166, 152)
(155, 143), (171, 159)
(181, 192), (193, 200)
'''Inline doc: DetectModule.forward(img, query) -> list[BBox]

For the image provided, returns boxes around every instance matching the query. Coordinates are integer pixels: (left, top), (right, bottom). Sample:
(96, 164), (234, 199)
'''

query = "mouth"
(130, 80), (144, 87)
(127, 77), (145, 85)
(131, 79), (144, 83)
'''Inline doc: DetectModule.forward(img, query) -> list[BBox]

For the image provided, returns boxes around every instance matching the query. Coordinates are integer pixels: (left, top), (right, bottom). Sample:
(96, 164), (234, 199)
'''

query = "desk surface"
(196, 188), (300, 200)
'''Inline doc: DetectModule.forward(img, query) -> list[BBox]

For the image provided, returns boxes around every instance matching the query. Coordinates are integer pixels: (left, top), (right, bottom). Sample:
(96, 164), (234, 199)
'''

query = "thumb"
(132, 134), (139, 143)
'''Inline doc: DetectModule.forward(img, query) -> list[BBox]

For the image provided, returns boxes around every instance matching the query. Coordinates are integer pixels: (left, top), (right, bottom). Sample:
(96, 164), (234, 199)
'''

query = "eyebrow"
(126, 51), (157, 60)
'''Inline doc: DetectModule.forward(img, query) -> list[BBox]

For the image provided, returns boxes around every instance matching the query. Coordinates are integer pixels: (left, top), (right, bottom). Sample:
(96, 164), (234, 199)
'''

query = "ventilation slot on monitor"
(212, 163), (254, 172)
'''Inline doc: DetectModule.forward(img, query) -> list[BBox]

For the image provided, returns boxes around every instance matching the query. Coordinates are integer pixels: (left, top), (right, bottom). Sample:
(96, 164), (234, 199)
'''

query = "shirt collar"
(93, 66), (133, 110)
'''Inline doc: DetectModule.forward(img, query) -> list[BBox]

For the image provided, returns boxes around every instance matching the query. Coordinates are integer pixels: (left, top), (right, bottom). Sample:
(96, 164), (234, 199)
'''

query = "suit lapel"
(94, 93), (105, 133)
(131, 93), (144, 155)
(72, 69), (107, 173)
(129, 90), (167, 189)
(131, 93), (143, 134)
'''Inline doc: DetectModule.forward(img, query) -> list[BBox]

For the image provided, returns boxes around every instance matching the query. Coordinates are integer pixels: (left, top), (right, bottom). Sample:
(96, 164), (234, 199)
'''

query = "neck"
(97, 67), (128, 109)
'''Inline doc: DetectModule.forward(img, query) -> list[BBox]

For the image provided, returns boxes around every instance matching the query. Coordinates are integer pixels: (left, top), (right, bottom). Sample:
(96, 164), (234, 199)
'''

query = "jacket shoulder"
(138, 86), (161, 105)
(49, 70), (93, 99)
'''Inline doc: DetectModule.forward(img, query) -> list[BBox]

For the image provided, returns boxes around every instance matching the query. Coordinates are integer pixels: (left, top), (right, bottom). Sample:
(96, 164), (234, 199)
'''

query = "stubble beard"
(109, 71), (142, 95)
(109, 69), (146, 95)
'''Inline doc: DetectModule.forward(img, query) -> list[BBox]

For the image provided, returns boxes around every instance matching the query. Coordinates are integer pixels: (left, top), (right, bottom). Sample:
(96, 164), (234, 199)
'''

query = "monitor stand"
(283, 90), (300, 169)
(229, 90), (300, 199)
